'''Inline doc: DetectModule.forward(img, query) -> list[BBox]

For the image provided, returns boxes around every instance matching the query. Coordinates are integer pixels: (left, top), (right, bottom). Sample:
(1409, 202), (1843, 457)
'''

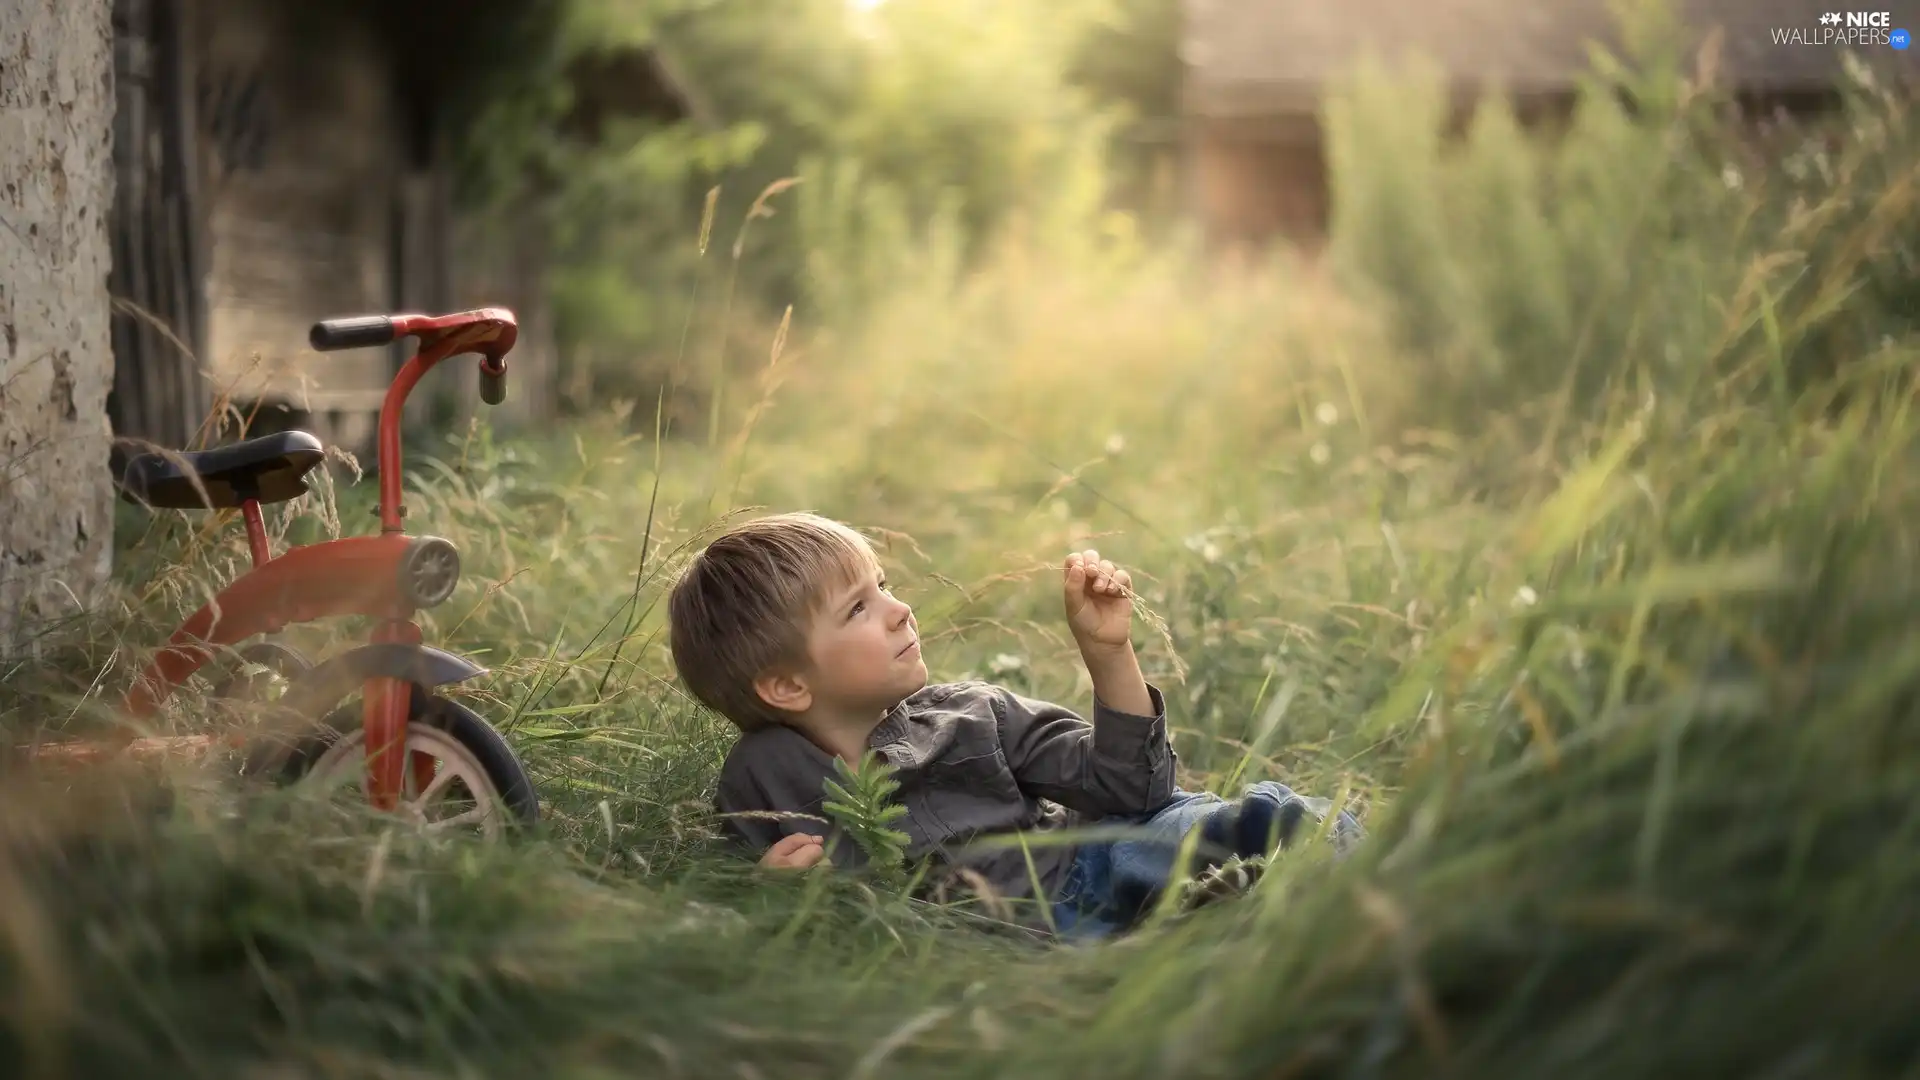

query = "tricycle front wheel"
(279, 689), (539, 837)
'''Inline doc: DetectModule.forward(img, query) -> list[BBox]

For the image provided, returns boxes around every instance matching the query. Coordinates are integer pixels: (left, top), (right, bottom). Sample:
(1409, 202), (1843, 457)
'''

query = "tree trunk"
(0, 0), (118, 654)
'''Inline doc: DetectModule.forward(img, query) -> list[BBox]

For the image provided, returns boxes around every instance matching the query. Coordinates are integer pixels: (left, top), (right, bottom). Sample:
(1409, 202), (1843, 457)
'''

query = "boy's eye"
(848, 582), (892, 620)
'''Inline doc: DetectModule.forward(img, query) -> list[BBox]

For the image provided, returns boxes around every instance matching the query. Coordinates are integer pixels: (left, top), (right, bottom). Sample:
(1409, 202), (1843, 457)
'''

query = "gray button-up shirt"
(714, 680), (1178, 911)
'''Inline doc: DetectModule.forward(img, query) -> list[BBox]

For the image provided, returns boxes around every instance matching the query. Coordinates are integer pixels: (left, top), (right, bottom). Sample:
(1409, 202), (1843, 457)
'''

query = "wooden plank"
(166, 0), (209, 377)
(106, 0), (216, 453)
(156, 0), (206, 445)
(111, 0), (163, 449)
(16, 733), (242, 768)
(155, 193), (190, 440)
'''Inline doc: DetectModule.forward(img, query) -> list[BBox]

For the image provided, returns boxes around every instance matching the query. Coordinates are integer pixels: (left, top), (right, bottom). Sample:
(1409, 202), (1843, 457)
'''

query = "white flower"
(1512, 585), (1539, 608)
(1721, 164), (1743, 191)
(1104, 433), (1126, 455)
(1315, 402), (1340, 426)
(988, 653), (1025, 676)
(1309, 441), (1332, 465)
(671, 900), (747, 936)
(1201, 541), (1221, 563)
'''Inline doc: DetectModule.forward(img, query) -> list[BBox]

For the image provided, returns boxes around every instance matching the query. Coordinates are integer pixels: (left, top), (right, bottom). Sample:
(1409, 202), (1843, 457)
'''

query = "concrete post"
(1, 0), (118, 653)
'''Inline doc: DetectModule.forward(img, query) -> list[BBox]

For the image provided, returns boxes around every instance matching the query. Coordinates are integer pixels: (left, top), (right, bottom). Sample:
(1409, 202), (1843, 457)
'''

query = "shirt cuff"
(1091, 682), (1168, 762)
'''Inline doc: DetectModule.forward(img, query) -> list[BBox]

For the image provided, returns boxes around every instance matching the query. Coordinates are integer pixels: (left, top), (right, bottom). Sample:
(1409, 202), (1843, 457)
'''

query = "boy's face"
(796, 561), (927, 717)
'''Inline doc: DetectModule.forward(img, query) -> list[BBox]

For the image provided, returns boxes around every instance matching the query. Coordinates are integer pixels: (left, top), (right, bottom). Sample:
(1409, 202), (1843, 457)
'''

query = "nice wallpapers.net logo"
(1771, 11), (1911, 47)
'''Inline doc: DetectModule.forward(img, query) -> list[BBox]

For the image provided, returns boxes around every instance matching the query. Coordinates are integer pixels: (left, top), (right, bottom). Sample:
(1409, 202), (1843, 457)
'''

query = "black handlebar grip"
(309, 316), (397, 352)
(479, 362), (507, 406)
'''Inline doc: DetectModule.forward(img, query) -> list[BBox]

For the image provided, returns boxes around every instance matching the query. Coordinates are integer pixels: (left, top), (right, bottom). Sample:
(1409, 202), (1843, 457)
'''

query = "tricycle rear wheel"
(277, 688), (539, 836)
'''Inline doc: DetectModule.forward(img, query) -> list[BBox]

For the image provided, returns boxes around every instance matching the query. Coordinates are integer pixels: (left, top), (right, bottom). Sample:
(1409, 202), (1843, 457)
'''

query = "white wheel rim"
(303, 723), (508, 839)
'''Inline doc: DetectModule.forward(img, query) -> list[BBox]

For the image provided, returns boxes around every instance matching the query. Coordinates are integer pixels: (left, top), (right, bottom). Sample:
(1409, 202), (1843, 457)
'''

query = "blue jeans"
(1049, 782), (1363, 940)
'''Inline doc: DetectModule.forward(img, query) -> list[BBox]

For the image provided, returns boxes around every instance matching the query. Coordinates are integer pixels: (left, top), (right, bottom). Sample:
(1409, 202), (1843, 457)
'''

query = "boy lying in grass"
(668, 512), (1361, 937)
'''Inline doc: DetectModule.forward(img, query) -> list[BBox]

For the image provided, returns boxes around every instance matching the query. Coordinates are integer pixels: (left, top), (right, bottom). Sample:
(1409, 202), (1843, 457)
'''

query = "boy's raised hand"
(1063, 549), (1135, 652)
(760, 832), (826, 870)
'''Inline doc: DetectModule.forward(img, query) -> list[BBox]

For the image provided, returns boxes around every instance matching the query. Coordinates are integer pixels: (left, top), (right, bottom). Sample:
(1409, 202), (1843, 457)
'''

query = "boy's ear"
(753, 668), (812, 715)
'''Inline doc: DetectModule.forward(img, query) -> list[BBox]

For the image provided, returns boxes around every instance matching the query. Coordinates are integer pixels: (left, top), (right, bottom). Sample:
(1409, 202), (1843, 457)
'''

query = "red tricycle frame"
(105, 308), (518, 814)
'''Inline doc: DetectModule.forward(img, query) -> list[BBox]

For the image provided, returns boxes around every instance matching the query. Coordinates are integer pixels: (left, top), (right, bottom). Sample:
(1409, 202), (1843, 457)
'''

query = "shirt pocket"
(918, 747), (1027, 839)
(923, 747), (1021, 791)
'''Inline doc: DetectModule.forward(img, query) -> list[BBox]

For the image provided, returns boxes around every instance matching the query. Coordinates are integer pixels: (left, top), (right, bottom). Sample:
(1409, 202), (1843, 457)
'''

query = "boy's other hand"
(1063, 549), (1134, 652)
(760, 833), (827, 870)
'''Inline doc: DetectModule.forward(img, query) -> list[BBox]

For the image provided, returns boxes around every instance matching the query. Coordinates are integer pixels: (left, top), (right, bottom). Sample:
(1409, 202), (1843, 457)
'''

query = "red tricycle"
(40, 308), (540, 837)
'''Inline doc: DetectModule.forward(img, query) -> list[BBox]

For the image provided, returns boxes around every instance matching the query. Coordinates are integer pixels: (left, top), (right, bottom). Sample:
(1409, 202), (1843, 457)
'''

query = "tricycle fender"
(242, 643), (487, 776)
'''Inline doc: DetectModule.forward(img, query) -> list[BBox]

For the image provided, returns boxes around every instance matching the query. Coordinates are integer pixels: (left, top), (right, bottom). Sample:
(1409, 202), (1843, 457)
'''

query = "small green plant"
(819, 752), (912, 889)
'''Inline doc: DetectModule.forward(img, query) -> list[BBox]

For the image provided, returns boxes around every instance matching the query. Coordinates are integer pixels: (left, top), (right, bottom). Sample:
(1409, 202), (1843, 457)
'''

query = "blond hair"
(668, 512), (881, 731)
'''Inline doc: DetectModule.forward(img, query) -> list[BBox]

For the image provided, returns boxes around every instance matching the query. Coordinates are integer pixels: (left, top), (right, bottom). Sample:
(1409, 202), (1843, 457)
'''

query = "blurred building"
(1180, 0), (1891, 254)
(108, 0), (694, 463)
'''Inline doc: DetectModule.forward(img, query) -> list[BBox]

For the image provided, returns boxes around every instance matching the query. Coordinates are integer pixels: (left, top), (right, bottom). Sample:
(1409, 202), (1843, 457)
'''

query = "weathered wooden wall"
(188, 0), (560, 461)
(99, 0), (603, 478)
(1, 0), (119, 653)
(1184, 114), (1328, 254)
(108, 0), (210, 453)
(194, 0), (407, 459)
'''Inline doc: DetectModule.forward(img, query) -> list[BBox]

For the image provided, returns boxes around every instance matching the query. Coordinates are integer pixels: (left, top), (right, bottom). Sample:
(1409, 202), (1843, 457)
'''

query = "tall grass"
(2, 23), (1917, 1079)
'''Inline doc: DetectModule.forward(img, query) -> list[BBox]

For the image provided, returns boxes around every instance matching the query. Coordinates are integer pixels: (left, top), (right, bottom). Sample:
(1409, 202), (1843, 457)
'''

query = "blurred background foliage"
(443, 0), (1185, 426)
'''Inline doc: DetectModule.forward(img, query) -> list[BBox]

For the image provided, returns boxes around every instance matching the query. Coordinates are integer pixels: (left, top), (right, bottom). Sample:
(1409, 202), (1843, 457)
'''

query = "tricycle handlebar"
(307, 308), (518, 362)
(479, 358), (507, 405)
(309, 308), (520, 534)
(310, 315), (398, 351)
